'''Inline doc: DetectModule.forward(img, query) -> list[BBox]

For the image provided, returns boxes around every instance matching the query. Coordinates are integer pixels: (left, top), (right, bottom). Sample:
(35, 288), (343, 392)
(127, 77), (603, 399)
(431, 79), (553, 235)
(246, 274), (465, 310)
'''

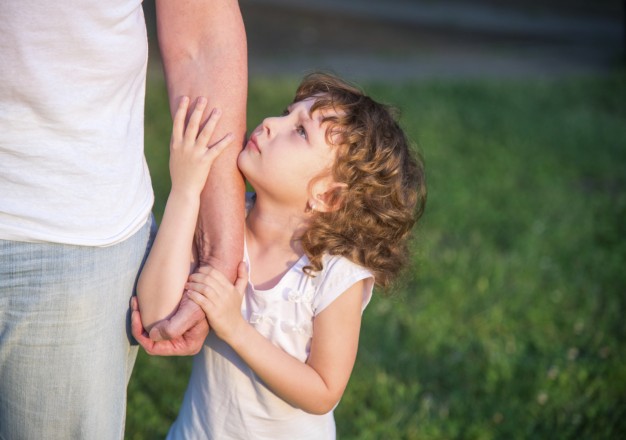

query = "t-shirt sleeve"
(312, 256), (374, 316)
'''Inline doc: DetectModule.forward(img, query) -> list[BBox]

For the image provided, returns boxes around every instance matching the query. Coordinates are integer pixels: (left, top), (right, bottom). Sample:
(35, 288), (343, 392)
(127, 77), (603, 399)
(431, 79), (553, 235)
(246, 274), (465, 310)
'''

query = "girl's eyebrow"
(288, 103), (312, 119)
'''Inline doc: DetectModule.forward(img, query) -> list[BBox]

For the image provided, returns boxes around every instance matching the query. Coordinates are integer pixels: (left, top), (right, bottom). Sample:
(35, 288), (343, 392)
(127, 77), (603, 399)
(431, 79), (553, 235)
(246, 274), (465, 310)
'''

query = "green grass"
(127, 71), (626, 439)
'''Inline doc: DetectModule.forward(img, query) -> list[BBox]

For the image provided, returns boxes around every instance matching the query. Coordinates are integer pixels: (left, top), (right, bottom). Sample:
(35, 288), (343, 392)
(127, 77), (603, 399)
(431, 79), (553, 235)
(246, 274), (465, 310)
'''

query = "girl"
(137, 73), (426, 439)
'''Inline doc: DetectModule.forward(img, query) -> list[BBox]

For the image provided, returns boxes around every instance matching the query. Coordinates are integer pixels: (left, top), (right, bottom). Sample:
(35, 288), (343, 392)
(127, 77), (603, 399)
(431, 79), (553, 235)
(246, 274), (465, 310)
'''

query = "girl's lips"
(247, 134), (260, 153)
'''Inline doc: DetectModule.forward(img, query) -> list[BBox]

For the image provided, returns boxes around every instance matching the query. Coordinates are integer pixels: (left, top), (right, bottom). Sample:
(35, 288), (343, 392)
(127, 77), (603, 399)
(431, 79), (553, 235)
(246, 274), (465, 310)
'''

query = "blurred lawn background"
(126, 68), (626, 438)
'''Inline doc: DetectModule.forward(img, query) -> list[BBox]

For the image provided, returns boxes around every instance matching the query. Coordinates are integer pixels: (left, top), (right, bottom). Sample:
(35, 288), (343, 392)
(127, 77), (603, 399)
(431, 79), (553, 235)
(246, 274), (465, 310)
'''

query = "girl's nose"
(262, 115), (280, 137)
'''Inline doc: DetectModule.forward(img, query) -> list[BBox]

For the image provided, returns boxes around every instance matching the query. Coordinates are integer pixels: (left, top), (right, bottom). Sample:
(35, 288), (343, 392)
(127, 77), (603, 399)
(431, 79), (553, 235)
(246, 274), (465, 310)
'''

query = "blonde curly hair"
(296, 72), (427, 288)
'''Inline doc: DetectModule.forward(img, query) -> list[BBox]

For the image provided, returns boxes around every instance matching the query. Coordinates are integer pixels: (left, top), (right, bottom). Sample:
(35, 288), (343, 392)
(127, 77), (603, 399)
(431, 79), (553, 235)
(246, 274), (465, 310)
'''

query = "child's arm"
(137, 97), (232, 331)
(135, 0), (246, 348)
(187, 264), (366, 415)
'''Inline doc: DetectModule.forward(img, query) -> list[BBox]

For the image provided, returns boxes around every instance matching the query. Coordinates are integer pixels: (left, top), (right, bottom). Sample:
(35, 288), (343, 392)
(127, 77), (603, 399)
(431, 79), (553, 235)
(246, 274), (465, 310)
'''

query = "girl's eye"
(296, 125), (307, 139)
(282, 108), (290, 116)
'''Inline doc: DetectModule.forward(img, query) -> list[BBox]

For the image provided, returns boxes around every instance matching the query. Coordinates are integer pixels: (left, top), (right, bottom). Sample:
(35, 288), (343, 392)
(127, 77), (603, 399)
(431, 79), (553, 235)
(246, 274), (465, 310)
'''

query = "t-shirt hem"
(0, 207), (152, 247)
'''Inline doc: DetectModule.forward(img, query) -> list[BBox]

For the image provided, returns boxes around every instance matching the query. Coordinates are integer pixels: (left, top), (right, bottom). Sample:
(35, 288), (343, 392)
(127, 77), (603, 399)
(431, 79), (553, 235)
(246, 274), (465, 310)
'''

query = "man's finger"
(149, 296), (206, 341)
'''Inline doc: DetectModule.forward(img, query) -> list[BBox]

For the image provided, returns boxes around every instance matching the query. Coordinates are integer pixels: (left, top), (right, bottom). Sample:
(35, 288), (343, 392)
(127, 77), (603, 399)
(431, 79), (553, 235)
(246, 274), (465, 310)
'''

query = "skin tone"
(136, 97), (232, 331)
(135, 0), (247, 354)
(134, 97), (368, 413)
(187, 264), (364, 414)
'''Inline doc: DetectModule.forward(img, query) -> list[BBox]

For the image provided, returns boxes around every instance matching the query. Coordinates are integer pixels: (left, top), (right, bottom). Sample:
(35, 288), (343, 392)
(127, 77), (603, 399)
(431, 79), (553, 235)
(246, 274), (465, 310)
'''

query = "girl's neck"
(245, 198), (310, 290)
(245, 200), (307, 254)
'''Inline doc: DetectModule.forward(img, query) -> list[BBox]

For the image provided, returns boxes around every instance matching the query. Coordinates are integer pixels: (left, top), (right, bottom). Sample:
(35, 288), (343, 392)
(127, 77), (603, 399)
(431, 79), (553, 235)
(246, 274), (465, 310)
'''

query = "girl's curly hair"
(296, 72), (427, 289)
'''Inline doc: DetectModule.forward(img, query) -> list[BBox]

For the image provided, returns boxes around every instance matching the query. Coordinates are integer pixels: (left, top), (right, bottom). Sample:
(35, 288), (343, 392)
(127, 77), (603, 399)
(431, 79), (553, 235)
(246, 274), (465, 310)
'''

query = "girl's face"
(238, 97), (338, 209)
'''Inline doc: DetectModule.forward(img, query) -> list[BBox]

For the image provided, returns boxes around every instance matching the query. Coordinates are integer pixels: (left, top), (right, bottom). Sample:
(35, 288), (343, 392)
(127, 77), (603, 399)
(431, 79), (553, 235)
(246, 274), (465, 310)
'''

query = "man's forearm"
(195, 145), (245, 281)
(156, 0), (247, 282)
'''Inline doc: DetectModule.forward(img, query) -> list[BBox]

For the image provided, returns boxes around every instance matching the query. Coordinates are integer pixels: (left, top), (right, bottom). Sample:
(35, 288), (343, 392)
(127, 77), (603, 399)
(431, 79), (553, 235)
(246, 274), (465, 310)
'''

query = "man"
(0, 1), (246, 438)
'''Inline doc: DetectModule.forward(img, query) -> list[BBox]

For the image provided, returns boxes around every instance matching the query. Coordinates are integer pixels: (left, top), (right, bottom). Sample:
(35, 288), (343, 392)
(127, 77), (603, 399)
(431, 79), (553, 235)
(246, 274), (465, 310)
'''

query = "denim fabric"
(0, 215), (155, 440)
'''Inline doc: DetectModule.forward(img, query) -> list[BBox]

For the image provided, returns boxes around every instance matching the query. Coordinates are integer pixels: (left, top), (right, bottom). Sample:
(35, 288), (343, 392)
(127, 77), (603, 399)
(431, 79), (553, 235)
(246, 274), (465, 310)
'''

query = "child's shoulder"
(316, 254), (374, 291)
(309, 254), (374, 314)
(319, 253), (371, 280)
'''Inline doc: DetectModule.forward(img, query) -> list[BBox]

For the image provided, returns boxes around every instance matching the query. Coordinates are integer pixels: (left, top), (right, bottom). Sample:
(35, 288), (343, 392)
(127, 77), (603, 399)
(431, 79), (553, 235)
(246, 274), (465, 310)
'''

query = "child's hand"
(169, 96), (233, 197)
(186, 261), (249, 344)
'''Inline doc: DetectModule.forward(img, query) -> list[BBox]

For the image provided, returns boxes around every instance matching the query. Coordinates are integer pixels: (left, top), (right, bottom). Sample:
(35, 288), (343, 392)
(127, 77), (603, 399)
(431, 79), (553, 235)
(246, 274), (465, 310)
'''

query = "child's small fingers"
(187, 290), (213, 314)
(204, 133), (233, 160)
(184, 97), (208, 141)
(195, 108), (222, 147)
(194, 264), (232, 286)
(172, 96), (190, 139)
(202, 108), (222, 134)
(187, 280), (224, 304)
(188, 272), (212, 284)
(185, 281), (211, 295)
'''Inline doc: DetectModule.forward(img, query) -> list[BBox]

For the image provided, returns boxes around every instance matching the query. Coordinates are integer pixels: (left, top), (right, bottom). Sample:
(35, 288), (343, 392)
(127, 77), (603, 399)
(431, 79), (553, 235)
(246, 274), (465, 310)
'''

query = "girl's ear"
(308, 178), (348, 213)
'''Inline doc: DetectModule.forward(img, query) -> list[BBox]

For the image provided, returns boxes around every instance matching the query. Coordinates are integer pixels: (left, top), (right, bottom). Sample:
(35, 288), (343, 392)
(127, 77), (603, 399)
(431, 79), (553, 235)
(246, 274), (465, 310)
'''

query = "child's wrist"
(169, 185), (202, 202)
(222, 317), (249, 349)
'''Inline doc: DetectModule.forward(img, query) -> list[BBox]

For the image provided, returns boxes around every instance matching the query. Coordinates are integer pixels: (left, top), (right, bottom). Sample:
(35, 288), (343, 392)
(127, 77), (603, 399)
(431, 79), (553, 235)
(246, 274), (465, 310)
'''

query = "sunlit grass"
(127, 71), (626, 439)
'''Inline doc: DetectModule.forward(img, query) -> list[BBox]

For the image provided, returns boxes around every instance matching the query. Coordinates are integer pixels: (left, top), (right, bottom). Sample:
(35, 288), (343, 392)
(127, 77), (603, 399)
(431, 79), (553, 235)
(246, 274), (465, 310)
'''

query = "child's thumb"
(234, 261), (248, 295)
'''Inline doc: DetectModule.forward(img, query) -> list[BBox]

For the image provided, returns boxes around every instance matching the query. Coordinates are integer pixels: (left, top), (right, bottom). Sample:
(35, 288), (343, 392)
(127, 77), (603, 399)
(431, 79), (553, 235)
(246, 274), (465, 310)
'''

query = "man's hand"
(130, 296), (209, 356)
(148, 293), (207, 342)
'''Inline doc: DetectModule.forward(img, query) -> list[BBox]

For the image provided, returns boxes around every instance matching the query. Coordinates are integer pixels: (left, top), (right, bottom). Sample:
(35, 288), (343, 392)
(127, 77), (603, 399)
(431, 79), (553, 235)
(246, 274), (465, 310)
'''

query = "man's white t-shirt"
(0, 1), (153, 246)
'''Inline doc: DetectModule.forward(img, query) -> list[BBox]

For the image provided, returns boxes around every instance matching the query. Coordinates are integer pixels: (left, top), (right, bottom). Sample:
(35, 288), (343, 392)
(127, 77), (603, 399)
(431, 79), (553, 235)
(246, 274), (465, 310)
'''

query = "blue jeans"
(0, 216), (155, 440)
